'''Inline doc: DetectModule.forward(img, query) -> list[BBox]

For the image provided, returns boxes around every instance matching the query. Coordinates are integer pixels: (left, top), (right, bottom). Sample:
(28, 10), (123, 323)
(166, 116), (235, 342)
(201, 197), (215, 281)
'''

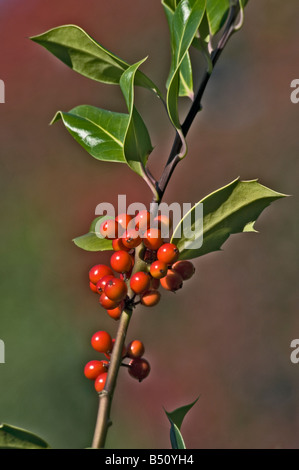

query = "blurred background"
(0, 0), (299, 449)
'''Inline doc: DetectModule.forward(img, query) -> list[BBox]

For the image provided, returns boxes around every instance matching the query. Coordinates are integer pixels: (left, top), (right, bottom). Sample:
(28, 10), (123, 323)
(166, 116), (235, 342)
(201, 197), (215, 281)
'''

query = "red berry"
(89, 264), (114, 285)
(112, 238), (130, 252)
(130, 272), (151, 294)
(160, 269), (183, 292)
(134, 210), (151, 232)
(104, 277), (127, 302)
(99, 294), (120, 310)
(128, 358), (150, 382)
(157, 243), (179, 265)
(89, 281), (98, 294)
(143, 228), (163, 251)
(172, 260), (195, 280)
(150, 260), (168, 279)
(115, 213), (133, 230)
(127, 340), (145, 359)
(121, 229), (142, 249)
(106, 301), (125, 321)
(96, 274), (114, 294)
(141, 289), (161, 307)
(110, 250), (133, 273)
(94, 372), (108, 392)
(100, 219), (119, 239)
(84, 360), (108, 380)
(91, 331), (112, 353)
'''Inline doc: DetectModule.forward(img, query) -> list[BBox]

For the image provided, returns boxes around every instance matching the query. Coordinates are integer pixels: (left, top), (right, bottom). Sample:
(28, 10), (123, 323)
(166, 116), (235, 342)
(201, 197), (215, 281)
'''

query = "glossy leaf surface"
(171, 179), (287, 260)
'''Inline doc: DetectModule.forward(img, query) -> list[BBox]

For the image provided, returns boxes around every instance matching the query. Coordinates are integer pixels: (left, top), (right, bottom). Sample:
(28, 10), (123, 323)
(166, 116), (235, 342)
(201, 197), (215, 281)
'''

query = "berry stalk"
(91, 305), (133, 449)
(91, 243), (147, 448)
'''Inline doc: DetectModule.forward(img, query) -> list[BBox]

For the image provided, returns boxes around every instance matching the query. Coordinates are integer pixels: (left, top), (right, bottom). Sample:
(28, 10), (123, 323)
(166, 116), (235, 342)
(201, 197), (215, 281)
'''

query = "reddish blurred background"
(0, 0), (299, 449)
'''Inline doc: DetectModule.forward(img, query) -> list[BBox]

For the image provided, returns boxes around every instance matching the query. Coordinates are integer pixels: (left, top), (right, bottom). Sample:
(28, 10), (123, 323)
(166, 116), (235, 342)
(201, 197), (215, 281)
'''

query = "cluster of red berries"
(85, 211), (195, 391)
(88, 211), (195, 318)
(84, 331), (150, 391)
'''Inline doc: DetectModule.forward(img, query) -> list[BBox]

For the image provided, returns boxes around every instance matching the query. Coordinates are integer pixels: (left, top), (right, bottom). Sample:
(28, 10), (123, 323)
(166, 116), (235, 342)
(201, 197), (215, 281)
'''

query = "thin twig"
(91, 306), (133, 449)
(91, 243), (147, 448)
(155, 2), (242, 203)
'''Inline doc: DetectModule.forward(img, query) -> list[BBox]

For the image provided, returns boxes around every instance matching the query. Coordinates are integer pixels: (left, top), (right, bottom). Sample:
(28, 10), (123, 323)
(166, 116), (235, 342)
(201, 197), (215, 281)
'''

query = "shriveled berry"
(104, 277), (127, 302)
(99, 294), (120, 310)
(172, 260), (195, 280)
(157, 243), (179, 265)
(141, 289), (161, 307)
(100, 219), (119, 239)
(91, 331), (112, 353)
(96, 274), (114, 294)
(150, 260), (168, 279)
(94, 372), (108, 392)
(150, 277), (160, 290)
(127, 340), (145, 359)
(89, 264), (113, 285)
(143, 248), (158, 264)
(143, 228), (163, 251)
(110, 250), (133, 273)
(106, 301), (125, 321)
(130, 272), (151, 294)
(160, 269), (183, 292)
(128, 358), (150, 382)
(121, 229), (142, 249)
(120, 270), (132, 282)
(84, 360), (108, 380)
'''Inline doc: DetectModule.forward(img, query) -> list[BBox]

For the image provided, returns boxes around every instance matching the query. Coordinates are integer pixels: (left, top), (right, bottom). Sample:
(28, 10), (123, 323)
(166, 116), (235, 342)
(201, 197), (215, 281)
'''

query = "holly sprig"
(0, 0), (286, 450)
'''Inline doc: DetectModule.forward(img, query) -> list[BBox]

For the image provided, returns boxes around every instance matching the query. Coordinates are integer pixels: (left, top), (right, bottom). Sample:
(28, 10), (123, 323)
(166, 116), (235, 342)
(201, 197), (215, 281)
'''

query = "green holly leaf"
(119, 59), (153, 177)
(0, 423), (50, 449)
(164, 397), (199, 449)
(192, 12), (213, 73)
(73, 216), (113, 252)
(197, 10), (210, 43)
(52, 61), (153, 179)
(162, 0), (179, 12)
(162, 0), (194, 99)
(206, 0), (249, 36)
(206, 0), (230, 36)
(171, 178), (287, 260)
(30, 25), (162, 98)
(52, 105), (129, 163)
(166, 0), (206, 130)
